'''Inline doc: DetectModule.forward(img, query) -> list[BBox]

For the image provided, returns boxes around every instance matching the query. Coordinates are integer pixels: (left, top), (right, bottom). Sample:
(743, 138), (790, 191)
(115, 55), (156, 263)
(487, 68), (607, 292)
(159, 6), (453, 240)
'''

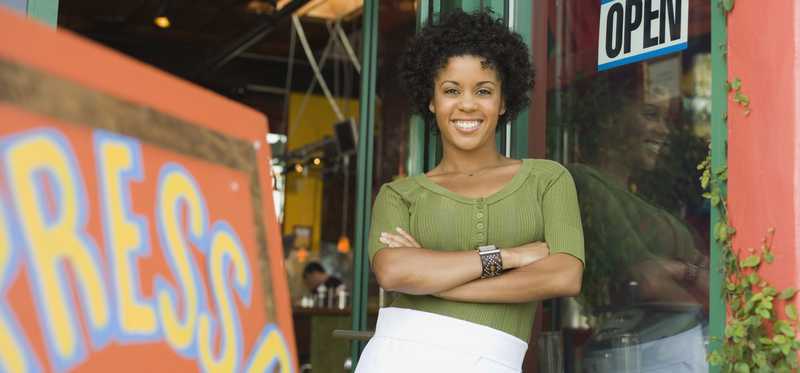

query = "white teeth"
(645, 143), (661, 153)
(452, 120), (481, 130)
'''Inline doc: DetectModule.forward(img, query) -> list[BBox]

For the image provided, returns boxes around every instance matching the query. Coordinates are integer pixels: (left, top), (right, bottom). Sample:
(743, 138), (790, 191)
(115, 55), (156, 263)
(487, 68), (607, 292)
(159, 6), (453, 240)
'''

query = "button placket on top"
(474, 198), (487, 246)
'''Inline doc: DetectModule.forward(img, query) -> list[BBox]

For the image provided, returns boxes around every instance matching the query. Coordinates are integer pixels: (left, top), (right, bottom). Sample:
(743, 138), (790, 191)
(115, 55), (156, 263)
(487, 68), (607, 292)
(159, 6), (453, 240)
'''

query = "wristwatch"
(477, 245), (503, 278)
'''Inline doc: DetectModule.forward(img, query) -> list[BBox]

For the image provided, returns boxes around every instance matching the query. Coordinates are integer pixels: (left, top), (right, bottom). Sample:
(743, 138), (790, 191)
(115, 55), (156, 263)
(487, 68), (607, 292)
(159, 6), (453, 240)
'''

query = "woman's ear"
(500, 99), (506, 115)
(429, 101), (435, 113)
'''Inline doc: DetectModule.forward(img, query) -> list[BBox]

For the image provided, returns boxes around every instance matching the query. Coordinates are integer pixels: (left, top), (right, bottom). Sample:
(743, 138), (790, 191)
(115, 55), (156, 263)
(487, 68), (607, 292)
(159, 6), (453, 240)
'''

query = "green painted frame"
(27, 0), (58, 27)
(708, 2), (728, 372)
(350, 0), (379, 366)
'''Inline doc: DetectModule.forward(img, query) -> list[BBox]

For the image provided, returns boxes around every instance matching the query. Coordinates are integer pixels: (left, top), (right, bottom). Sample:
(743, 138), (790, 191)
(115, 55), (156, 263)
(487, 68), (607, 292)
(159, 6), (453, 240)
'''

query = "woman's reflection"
(566, 70), (709, 373)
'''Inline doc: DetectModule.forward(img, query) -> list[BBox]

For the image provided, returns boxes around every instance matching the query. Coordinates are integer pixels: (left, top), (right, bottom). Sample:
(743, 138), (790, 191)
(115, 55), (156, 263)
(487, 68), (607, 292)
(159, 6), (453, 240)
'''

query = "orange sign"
(0, 8), (295, 373)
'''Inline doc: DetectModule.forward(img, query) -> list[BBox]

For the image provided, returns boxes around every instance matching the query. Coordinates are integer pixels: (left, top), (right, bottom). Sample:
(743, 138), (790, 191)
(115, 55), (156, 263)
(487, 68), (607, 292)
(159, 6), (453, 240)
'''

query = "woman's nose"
(458, 95), (477, 111)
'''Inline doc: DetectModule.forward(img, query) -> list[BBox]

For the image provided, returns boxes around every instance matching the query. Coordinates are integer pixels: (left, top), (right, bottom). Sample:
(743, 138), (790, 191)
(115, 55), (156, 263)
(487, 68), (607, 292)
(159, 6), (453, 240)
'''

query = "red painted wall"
(727, 1), (798, 314)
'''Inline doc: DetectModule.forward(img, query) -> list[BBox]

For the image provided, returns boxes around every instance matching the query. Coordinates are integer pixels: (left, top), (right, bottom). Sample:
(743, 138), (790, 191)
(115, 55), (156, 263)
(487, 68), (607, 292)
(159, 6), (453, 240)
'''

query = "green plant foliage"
(708, 5), (800, 367)
(701, 139), (799, 372)
(720, 0), (736, 14)
(727, 78), (751, 116)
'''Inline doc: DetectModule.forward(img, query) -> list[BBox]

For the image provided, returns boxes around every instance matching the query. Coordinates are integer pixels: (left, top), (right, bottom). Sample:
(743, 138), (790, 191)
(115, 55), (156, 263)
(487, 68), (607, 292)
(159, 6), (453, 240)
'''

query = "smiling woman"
(354, 9), (585, 373)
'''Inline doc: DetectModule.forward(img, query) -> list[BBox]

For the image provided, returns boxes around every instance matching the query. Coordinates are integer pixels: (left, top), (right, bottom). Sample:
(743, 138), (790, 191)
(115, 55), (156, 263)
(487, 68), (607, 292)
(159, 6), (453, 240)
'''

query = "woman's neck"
(592, 155), (631, 188)
(436, 145), (506, 175)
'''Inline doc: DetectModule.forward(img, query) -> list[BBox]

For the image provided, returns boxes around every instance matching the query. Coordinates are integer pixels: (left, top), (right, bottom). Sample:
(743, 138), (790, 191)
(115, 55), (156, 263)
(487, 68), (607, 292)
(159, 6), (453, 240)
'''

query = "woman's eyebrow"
(439, 80), (497, 87)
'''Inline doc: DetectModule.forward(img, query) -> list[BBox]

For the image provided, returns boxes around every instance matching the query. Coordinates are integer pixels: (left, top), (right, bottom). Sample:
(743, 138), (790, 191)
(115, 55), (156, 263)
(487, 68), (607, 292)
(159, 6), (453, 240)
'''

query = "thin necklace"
(444, 162), (505, 177)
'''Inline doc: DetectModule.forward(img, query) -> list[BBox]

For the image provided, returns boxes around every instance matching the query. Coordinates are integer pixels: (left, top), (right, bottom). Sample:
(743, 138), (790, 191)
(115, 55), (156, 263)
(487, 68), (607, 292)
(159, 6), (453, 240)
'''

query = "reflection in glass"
(546, 3), (712, 369)
(562, 64), (710, 372)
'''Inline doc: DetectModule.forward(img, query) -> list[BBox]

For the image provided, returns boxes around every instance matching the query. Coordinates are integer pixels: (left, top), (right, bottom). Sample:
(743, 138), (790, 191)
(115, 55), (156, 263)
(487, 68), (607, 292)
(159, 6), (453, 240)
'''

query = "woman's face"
(629, 99), (670, 170)
(428, 55), (506, 153)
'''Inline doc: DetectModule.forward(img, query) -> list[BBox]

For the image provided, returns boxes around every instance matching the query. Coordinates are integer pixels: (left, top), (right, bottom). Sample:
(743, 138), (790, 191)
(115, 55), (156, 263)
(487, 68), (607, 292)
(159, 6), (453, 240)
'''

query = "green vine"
(726, 78), (751, 116)
(720, 0), (736, 14)
(706, 1), (799, 370)
(701, 151), (800, 371)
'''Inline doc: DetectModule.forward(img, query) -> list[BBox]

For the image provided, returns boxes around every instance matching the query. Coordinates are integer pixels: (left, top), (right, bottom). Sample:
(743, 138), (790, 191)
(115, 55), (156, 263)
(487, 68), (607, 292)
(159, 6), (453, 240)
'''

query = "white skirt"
(583, 324), (708, 373)
(355, 307), (528, 373)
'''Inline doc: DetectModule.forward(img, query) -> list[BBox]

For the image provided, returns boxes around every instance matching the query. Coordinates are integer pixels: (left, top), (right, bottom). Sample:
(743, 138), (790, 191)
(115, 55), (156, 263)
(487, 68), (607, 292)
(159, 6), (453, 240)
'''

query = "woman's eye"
(476, 89), (492, 96)
(444, 88), (460, 95)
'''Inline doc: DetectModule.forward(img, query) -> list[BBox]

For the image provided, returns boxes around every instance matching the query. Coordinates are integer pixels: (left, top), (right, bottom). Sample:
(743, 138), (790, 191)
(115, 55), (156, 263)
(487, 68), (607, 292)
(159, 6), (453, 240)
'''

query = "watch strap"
(477, 245), (503, 278)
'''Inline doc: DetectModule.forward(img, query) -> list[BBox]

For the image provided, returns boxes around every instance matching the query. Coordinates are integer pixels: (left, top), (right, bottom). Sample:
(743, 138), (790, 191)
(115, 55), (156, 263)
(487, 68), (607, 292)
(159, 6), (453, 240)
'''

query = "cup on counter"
(611, 333), (641, 373)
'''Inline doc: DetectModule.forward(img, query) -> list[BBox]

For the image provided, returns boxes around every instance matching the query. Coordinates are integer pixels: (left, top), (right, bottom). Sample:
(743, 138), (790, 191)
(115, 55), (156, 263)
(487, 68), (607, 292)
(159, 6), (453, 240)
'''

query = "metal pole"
(350, 0), (379, 368)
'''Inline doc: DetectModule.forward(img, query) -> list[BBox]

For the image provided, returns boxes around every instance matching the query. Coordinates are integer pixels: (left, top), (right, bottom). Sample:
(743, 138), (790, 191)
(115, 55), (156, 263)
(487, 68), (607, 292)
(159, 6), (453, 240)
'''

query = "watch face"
(479, 245), (497, 252)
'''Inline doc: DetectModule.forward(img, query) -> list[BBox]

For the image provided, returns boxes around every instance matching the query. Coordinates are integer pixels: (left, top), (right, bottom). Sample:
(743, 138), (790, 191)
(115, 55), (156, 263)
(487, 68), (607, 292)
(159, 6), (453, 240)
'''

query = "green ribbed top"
(368, 159), (585, 342)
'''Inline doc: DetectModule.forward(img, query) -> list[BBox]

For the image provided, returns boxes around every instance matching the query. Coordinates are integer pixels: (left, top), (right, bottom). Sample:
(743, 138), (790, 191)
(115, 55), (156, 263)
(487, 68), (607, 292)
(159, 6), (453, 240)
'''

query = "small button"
(476, 212), (484, 219)
(477, 223), (484, 229)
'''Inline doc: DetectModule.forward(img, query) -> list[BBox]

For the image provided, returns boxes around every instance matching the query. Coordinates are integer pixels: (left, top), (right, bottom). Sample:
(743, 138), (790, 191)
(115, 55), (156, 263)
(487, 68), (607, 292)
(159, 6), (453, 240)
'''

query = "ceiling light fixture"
(154, 0), (172, 29)
(277, 0), (362, 20)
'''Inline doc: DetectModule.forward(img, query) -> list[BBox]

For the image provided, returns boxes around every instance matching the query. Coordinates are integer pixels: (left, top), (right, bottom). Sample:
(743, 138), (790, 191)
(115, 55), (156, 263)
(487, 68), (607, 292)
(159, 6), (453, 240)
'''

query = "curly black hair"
(398, 9), (534, 128)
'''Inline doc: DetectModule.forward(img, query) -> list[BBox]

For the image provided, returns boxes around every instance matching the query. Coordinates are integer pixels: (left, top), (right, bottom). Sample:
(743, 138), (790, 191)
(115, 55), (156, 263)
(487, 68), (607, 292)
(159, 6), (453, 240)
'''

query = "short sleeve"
(367, 185), (411, 264)
(542, 169), (585, 265)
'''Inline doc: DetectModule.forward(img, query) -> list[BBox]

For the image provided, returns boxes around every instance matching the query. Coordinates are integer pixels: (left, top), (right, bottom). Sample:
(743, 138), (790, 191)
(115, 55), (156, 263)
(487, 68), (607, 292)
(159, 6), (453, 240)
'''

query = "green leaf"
(785, 304), (797, 321)
(701, 172), (711, 189)
(731, 78), (742, 90)
(764, 251), (774, 263)
(735, 362), (750, 373)
(741, 95), (750, 105)
(778, 323), (795, 337)
(708, 351), (723, 366)
(778, 287), (797, 300)
(740, 255), (761, 268)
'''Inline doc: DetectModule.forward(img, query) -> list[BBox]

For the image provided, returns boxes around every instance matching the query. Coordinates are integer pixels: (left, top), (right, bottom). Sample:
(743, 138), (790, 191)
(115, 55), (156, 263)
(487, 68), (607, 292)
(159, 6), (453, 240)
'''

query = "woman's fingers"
(395, 227), (421, 247)
(379, 232), (416, 248)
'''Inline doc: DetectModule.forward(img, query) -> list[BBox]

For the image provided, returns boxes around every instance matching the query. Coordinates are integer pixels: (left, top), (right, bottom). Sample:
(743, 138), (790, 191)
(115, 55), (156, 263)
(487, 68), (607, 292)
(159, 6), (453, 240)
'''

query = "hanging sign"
(0, 8), (296, 373)
(597, 0), (689, 71)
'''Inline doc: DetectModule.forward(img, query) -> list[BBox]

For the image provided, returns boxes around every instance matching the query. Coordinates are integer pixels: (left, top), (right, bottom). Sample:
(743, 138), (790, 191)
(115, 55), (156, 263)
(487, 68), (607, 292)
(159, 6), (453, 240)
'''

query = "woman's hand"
(503, 242), (549, 269)
(379, 227), (421, 248)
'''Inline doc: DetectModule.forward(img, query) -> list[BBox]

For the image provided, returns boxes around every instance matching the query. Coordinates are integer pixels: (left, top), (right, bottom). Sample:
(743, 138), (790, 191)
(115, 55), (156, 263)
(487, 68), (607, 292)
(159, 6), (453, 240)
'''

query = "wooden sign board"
(0, 8), (296, 373)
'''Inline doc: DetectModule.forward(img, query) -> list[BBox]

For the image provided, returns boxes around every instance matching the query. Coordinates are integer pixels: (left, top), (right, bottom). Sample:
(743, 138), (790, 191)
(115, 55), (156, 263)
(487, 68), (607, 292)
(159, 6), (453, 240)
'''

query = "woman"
(355, 10), (585, 373)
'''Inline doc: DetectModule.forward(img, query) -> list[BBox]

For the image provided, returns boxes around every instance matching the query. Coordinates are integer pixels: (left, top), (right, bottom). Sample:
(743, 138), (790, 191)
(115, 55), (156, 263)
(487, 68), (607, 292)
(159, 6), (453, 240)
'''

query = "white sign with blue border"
(598, 0), (689, 71)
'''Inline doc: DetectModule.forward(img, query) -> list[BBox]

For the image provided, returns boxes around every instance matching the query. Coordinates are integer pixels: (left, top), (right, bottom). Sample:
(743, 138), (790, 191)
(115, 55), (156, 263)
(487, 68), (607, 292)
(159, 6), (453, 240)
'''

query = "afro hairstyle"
(397, 9), (535, 129)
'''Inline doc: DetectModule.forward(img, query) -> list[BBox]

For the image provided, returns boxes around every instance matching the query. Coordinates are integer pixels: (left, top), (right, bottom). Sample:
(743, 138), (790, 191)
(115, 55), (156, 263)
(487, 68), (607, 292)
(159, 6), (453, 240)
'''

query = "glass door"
(543, 1), (712, 372)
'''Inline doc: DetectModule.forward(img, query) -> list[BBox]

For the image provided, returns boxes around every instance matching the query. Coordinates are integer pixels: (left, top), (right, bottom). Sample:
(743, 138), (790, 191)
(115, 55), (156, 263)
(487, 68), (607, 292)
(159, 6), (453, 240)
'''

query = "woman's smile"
(451, 119), (483, 133)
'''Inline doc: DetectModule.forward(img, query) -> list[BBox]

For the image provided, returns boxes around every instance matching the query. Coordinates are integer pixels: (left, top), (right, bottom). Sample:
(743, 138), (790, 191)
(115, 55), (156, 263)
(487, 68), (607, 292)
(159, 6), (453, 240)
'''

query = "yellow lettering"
(244, 325), (294, 373)
(155, 164), (207, 356)
(3, 131), (110, 369)
(96, 133), (158, 339)
(0, 199), (41, 373)
(198, 223), (251, 373)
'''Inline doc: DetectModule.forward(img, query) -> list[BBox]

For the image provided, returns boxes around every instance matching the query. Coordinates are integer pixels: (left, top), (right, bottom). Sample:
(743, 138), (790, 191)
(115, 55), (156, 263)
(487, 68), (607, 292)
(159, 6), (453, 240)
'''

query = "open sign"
(598, 0), (689, 71)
